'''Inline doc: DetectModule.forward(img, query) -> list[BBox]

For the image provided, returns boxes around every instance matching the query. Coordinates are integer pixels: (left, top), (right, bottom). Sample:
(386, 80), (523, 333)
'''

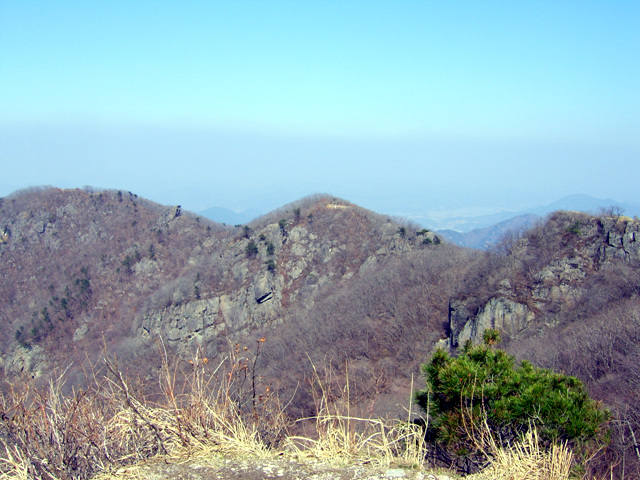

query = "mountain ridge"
(199, 193), (640, 251)
(0, 187), (453, 418)
(1, 186), (639, 475)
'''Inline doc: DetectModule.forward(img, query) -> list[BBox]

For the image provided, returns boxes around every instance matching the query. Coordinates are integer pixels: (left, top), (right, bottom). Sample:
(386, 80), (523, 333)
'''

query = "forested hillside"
(1, 187), (639, 477)
(0, 188), (463, 408)
(0, 187), (231, 378)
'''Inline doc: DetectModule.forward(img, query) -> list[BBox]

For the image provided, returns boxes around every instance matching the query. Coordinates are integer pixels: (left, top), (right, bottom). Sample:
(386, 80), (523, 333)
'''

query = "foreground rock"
(105, 456), (457, 480)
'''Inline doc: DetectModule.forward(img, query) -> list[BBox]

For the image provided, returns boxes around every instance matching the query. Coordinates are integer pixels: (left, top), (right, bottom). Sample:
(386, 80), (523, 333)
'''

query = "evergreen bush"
(414, 330), (609, 473)
(245, 240), (259, 257)
(266, 241), (275, 256)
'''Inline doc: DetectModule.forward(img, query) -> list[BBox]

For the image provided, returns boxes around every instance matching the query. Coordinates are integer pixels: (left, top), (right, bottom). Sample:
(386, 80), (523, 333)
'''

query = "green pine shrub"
(245, 240), (259, 257)
(414, 330), (609, 474)
(266, 241), (275, 256)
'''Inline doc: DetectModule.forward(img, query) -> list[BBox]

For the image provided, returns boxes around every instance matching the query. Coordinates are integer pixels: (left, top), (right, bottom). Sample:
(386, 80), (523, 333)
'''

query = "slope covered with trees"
(1, 187), (639, 477)
(0, 188), (464, 406)
(0, 187), (233, 377)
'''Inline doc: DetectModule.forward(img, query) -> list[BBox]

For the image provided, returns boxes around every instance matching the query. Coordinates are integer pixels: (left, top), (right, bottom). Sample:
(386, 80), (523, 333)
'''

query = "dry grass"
(469, 429), (574, 480)
(0, 341), (283, 480)
(284, 362), (427, 469)
(286, 415), (427, 469)
(0, 443), (31, 480)
(0, 348), (581, 480)
(0, 346), (427, 480)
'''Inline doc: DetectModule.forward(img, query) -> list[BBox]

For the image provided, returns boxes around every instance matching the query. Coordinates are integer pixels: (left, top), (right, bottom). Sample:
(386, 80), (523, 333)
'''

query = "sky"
(1, 1), (639, 221)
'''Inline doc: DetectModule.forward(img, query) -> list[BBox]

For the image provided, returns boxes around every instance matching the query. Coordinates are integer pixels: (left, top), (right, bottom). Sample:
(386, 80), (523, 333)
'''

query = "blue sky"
(1, 1), (639, 219)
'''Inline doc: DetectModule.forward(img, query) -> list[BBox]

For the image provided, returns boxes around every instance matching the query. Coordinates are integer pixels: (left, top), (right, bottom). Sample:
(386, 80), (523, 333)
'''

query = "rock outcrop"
(447, 212), (640, 349)
(2, 189), (445, 384)
(136, 204), (426, 360)
(449, 296), (535, 349)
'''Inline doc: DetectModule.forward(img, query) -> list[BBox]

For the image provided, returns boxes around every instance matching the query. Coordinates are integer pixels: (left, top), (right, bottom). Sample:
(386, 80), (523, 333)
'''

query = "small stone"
(385, 468), (406, 477)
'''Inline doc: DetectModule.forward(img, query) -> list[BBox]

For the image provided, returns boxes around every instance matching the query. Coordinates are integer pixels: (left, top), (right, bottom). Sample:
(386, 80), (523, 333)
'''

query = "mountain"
(437, 213), (540, 250)
(444, 209), (640, 477)
(1, 187), (638, 475)
(0, 187), (459, 419)
(199, 205), (262, 225)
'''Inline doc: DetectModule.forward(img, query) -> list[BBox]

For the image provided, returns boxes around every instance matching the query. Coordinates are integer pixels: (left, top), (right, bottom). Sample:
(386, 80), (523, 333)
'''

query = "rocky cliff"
(135, 203), (429, 361)
(447, 211), (640, 349)
(0, 188), (453, 402)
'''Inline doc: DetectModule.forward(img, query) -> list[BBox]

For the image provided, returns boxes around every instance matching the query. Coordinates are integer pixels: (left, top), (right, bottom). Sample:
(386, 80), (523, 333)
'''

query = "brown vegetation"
(2, 188), (640, 478)
(258, 244), (476, 420)
(0, 344), (429, 480)
(0, 188), (468, 408)
(0, 187), (231, 375)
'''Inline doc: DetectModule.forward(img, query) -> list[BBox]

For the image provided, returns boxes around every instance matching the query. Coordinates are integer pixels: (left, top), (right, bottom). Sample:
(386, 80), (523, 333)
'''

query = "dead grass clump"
(469, 429), (573, 480)
(0, 340), (285, 480)
(284, 362), (427, 469)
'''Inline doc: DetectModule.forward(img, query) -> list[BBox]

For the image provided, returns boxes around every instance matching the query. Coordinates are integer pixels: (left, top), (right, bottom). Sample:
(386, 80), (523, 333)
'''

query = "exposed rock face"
(140, 298), (223, 353)
(449, 297), (534, 349)
(2, 188), (442, 383)
(138, 270), (286, 358)
(2, 345), (47, 377)
(596, 216), (640, 262)
(158, 205), (181, 226)
(136, 207), (423, 360)
(447, 213), (640, 349)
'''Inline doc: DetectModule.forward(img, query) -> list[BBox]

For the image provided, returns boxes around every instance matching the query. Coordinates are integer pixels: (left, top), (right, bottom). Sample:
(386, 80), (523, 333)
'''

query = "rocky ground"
(102, 456), (457, 480)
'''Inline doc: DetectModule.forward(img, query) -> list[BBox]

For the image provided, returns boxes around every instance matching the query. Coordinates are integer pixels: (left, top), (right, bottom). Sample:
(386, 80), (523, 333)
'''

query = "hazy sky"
(1, 1), (639, 217)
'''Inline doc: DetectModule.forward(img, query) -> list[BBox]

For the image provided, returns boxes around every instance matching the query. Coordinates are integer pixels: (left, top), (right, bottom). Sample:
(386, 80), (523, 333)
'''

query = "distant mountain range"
(199, 205), (262, 226)
(437, 213), (540, 250)
(430, 194), (640, 233)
